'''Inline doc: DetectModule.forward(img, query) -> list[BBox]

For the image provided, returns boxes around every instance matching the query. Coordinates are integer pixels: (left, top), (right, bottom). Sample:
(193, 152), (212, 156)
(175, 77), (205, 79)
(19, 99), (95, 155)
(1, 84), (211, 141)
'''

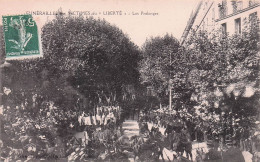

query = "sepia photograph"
(0, 0), (259, 161)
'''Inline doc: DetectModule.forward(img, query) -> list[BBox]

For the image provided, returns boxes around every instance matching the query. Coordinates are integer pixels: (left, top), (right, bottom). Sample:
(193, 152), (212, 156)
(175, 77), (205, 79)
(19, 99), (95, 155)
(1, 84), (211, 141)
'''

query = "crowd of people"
(139, 107), (204, 142)
(77, 106), (121, 127)
(0, 88), (125, 161)
(66, 105), (124, 161)
(1, 86), (260, 161)
(138, 107), (260, 161)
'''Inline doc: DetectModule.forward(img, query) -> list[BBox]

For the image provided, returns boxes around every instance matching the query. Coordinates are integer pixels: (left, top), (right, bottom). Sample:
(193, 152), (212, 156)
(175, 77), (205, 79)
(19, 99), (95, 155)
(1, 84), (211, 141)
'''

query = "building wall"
(216, 2), (260, 35)
(194, 0), (215, 32)
(181, 0), (260, 44)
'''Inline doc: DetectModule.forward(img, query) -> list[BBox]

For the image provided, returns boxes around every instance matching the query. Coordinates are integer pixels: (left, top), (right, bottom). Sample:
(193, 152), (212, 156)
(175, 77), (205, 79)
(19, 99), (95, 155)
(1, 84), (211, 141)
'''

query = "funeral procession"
(0, 0), (260, 161)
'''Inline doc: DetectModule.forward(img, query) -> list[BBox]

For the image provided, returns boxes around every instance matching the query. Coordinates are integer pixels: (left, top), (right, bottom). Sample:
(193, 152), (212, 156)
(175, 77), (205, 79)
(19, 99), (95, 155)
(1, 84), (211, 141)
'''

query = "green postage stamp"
(2, 15), (40, 58)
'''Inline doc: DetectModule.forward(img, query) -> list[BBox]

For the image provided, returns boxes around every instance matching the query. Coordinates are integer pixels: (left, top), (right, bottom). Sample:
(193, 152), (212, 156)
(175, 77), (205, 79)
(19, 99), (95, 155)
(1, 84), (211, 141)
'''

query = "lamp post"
(169, 49), (172, 110)
(220, 106), (228, 162)
(169, 79), (172, 110)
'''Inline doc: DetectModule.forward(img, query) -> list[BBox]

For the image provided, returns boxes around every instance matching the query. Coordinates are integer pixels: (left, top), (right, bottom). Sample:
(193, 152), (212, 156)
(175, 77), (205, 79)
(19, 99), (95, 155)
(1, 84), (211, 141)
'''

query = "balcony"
(216, 2), (260, 22)
(231, 1), (243, 14)
(218, 3), (227, 19)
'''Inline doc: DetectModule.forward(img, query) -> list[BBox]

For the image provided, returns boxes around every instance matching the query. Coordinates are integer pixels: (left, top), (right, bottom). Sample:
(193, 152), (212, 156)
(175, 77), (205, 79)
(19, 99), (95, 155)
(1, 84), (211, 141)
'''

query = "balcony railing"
(216, 2), (260, 22)
(218, 1), (228, 19)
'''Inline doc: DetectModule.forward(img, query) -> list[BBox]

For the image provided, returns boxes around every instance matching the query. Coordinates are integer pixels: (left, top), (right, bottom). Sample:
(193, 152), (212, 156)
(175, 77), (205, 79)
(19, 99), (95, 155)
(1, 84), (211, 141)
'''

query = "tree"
(139, 34), (197, 110)
(41, 14), (141, 110)
(139, 34), (179, 104)
(185, 17), (260, 140)
(0, 13), (143, 160)
(3, 13), (141, 112)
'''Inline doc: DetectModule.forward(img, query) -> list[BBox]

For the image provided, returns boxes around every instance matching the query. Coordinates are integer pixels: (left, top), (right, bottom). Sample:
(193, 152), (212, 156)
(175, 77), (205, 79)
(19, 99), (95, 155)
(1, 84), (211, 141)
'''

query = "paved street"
(122, 120), (140, 138)
(121, 120), (139, 162)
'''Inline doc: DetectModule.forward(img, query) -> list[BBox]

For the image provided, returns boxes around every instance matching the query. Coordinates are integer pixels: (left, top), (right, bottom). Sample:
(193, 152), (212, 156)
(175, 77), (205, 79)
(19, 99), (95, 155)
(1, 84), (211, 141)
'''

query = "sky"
(0, 0), (199, 47)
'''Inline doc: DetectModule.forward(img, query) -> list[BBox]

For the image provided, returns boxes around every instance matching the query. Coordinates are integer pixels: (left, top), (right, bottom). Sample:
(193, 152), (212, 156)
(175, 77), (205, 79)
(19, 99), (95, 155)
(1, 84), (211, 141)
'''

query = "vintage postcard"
(0, 0), (259, 161)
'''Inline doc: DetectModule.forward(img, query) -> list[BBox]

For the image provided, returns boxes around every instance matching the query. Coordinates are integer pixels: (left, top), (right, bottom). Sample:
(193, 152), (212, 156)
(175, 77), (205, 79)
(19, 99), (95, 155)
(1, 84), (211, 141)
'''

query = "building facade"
(181, 0), (260, 45)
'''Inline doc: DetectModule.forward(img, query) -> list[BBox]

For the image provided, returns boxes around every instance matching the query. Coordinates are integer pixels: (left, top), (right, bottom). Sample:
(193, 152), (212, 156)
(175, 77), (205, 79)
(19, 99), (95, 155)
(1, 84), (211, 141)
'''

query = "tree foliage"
(139, 17), (260, 137)
(139, 34), (181, 101)
(139, 34), (196, 108)
(3, 14), (141, 111)
(183, 17), (260, 137)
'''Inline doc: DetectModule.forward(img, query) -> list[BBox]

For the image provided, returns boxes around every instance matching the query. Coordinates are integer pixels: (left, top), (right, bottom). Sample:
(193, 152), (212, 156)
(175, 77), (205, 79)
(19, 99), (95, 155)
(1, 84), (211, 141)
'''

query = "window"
(221, 23), (227, 34)
(232, 1), (238, 13)
(235, 18), (241, 34)
(249, 12), (258, 22)
(218, 0), (228, 19)
(232, 1), (243, 13)
(249, 0), (258, 7)
(237, 1), (243, 10)
(249, 12), (258, 30)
